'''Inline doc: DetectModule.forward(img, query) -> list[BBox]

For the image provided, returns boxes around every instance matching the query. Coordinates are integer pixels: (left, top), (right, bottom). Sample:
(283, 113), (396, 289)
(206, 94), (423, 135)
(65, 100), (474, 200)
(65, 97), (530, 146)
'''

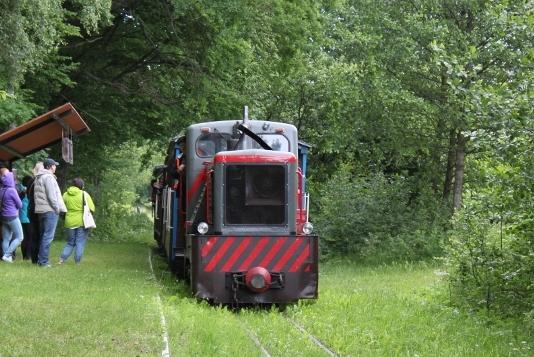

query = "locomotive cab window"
(251, 134), (290, 152)
(225, 164), (286, 225)
(196, 132), (233, 157)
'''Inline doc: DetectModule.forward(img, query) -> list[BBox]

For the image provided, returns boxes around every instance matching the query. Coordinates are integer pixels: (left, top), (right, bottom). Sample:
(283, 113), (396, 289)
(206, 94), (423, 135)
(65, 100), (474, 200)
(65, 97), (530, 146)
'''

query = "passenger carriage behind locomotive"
(152, 110), (318, 304)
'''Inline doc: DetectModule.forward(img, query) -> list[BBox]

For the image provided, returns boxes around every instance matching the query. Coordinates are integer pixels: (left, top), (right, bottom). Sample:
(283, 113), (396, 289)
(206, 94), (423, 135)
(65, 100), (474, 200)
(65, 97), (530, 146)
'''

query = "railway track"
(285, 316), (339, 357)
(237, 310), (339, 357)
(241, 322), (272, 357)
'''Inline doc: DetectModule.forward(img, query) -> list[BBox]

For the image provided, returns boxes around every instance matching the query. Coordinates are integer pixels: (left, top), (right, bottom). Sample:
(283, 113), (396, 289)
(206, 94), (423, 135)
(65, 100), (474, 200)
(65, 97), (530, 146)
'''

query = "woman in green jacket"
(59, 178), (95, 264)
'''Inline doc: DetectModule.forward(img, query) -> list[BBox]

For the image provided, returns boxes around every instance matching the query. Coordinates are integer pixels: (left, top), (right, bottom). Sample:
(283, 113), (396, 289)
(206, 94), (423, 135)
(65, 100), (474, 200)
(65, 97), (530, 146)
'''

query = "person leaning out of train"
(1, 170), (24, 263)
(59, 178), (95, 265)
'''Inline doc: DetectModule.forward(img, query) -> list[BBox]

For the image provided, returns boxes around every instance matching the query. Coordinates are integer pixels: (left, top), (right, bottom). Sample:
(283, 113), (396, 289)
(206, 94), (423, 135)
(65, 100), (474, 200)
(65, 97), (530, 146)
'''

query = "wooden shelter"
(0, 103), (90, 164)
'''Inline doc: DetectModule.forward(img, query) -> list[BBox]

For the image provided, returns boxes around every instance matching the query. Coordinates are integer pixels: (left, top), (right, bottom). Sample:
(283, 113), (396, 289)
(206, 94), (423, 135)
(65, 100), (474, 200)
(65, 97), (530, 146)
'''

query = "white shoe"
(2, 255), (13, 263)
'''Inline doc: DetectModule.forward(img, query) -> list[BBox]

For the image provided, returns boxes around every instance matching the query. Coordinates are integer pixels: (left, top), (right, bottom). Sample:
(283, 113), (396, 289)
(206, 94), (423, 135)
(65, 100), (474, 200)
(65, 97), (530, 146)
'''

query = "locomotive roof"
(187, 120), (297, 133)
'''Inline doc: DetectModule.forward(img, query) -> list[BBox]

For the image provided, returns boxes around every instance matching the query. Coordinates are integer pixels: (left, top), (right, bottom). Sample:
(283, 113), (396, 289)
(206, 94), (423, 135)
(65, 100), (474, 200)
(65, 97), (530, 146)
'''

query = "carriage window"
(252, 134), (290, 152)
(196, 133), (232, 157)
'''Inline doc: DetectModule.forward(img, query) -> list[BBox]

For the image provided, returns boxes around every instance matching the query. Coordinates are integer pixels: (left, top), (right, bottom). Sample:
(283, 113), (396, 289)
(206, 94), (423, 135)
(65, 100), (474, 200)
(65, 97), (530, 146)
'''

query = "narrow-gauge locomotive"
(152, 109), (318, 304)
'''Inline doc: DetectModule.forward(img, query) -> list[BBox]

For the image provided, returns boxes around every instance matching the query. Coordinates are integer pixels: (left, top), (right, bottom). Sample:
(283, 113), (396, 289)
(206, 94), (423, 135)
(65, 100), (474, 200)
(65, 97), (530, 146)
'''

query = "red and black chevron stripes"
(200, 236), (312, 273)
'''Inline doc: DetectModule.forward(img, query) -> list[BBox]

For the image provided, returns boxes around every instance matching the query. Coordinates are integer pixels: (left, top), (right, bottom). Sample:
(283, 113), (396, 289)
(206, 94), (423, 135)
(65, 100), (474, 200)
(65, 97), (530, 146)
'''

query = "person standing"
(18, 177), (33, 260)
(34, 158), (67, 267)
(1, 171), (23, 263)
(0, 160), (9, 176)
(28, 162), (43, 263)
(0, 160), (8, 258)
(59, 178), (95, 264)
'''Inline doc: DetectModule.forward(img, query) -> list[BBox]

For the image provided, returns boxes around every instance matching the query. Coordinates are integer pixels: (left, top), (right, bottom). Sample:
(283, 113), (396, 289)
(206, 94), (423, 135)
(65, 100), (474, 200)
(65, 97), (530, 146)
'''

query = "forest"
(0, 0), (532, 326)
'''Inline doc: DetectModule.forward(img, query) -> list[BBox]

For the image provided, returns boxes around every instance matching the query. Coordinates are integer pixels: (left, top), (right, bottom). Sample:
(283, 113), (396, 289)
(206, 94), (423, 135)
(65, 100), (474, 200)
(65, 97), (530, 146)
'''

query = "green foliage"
(79, 142), (157, 242)
(0, 0), (65, 91)
(443, 209), (534, 319)
(304, 0), (532, 320)
(66, 0), (112, 34)
(0, 89), (13, 100)
(0, 0), (110, 92)
(443, 117), (534, 319)
(0, 92), (39, 129)
(315, 165), (447, 261)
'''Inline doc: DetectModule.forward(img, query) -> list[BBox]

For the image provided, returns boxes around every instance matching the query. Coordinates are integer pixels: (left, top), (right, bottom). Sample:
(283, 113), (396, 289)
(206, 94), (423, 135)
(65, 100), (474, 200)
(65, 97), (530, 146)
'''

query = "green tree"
(0, 0), (111, 129)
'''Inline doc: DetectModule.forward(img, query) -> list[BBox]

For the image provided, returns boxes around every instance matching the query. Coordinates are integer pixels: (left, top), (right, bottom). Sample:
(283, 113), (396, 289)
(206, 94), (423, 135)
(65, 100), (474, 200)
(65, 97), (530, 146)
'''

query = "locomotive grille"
(225, 164), (286, 225)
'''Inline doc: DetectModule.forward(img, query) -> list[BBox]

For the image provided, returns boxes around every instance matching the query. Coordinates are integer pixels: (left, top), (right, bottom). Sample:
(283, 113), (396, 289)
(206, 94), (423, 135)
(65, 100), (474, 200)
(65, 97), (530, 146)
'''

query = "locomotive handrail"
(305, 192), (310, 223)
(155, 196), (159, 219)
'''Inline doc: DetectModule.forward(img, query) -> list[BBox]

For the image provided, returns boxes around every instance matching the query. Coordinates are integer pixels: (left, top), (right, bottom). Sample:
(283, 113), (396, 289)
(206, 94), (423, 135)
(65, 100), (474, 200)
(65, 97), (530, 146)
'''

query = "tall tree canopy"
(0, 0), (531, 317)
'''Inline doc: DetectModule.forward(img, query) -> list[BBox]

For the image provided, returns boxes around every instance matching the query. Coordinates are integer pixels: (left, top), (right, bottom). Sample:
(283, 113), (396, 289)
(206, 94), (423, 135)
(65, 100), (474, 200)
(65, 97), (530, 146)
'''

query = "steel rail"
(286, 317), (338, 357)
(240, 322), (271, 357)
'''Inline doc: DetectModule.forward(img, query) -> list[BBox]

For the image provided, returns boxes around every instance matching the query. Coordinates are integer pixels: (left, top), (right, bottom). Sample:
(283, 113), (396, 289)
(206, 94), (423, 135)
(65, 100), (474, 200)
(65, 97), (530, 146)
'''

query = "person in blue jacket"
(1, 170), (23, 263)
(18, 177), (32, 260)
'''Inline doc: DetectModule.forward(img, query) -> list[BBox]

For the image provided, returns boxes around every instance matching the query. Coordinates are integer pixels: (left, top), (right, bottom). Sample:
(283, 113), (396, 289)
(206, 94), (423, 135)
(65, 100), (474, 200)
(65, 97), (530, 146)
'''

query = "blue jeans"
(2, 217), (23, 258)
(37, 211), (59, 265)
(60, 227), (89, 263)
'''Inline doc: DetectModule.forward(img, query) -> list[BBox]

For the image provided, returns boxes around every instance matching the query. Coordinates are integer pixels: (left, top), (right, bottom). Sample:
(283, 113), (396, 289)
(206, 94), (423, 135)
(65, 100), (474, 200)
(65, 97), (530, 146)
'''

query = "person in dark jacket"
(28, 163), (42, 263)
(1, 171), (23, 263)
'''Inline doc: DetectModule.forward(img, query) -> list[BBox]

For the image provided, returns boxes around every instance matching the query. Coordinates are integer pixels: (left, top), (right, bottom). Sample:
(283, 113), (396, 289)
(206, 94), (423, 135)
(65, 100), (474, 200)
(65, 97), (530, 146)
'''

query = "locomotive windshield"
(225, 164), (286, 225)
(196, 132), (233, 157)
(251, 134), (289, 152)
(196, 132), (289, 156)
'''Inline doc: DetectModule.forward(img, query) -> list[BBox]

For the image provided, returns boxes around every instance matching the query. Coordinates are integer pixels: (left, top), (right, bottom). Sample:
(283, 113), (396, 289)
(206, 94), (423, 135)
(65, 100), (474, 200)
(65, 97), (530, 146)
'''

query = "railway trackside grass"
(153, 250), (532, 356)
(0, 240), (162, 356)
(1, 239), (532, 356)
(284, 261), (533, 356)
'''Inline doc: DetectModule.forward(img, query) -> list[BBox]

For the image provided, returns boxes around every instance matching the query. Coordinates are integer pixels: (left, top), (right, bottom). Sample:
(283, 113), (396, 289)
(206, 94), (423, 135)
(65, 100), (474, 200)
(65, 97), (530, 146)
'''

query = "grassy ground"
(0, 240), (161, 356)
(1, 239), (531, 356)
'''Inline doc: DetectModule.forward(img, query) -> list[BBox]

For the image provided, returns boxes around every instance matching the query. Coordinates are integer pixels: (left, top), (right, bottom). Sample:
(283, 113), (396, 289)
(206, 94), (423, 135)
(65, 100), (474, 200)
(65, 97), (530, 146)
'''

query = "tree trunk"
(453, 132), (467, 210)
(436, 64), (452, 197)
(443, 128), (457, 201)
(431, 118), (445, 194)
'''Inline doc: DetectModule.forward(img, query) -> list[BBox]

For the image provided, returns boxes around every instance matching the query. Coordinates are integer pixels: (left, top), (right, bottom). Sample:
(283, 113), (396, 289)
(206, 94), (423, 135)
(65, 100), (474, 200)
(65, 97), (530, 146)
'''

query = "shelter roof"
(0, 103), (90, 162)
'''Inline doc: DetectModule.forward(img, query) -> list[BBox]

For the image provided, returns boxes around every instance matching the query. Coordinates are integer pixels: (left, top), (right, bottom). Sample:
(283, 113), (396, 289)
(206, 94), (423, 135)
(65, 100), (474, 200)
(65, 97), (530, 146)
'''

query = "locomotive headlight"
(197, 222), (209, 235)
(303, 222), (314, 235)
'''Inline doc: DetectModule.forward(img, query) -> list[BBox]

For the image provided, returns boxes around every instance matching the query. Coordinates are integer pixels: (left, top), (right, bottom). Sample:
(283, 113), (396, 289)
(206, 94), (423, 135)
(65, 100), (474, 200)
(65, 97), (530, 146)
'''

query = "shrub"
(442, 209), (534, 318)
(91, 203), (153, 243)
(82, 143), (157, 242)
(314, 165), (447, 261)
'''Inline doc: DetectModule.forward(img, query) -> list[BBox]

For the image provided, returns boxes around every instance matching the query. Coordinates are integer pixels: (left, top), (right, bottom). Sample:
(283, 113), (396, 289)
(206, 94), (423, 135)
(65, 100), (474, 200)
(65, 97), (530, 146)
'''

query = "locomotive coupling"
(245, 266), (271, 293)
(227, 268), (285, 295)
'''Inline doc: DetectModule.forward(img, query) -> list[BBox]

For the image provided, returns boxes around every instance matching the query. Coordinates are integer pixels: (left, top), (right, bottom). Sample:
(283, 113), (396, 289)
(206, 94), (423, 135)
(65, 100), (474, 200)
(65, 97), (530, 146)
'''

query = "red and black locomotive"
(152, 109), (318, 304)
